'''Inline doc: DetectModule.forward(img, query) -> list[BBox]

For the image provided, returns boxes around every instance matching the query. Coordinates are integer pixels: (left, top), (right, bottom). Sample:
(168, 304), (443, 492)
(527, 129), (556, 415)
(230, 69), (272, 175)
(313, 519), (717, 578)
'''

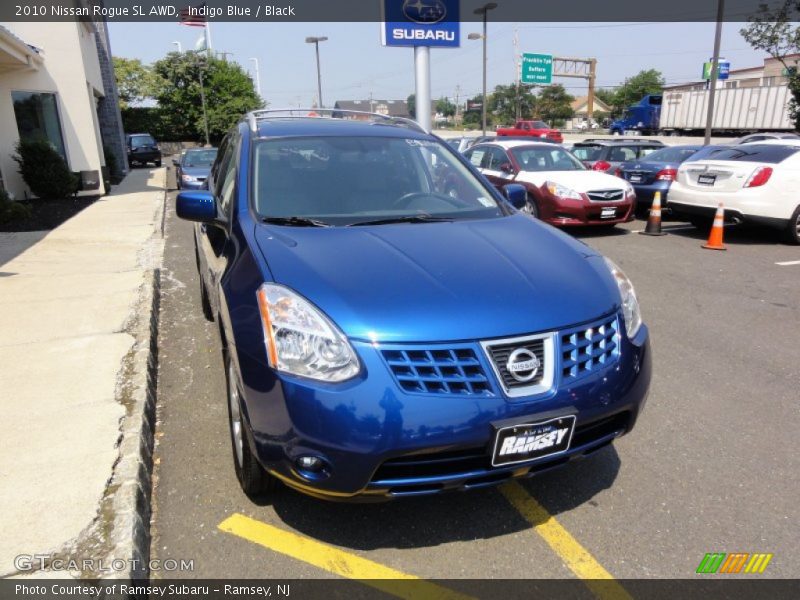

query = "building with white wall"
(0, 20), (125, 199)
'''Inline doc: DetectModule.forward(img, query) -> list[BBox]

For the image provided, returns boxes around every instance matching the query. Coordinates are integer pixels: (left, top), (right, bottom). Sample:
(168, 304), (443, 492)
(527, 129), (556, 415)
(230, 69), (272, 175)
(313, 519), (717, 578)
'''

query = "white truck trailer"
(660, 85), (795, 135)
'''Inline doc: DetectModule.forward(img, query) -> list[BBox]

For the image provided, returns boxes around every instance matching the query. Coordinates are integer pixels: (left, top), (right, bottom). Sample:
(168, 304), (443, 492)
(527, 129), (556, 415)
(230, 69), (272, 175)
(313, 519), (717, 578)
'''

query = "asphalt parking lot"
(151, 165), (799, 587)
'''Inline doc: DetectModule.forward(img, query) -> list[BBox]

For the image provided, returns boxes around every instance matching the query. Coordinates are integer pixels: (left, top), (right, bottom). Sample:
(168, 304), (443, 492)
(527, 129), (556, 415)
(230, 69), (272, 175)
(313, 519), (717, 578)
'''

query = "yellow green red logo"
(696, 553), (773, 574)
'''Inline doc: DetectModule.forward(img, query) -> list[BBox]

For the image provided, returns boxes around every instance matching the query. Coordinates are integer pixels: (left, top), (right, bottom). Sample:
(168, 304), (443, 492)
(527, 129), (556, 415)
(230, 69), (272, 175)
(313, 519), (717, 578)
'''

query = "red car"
(463, 140), (635, 227)
(496, 120), (564, 143)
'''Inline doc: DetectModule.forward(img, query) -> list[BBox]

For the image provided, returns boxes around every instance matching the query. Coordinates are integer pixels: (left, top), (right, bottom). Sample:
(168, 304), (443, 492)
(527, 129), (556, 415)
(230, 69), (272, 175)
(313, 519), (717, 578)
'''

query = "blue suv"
(176, 109), (651, 500)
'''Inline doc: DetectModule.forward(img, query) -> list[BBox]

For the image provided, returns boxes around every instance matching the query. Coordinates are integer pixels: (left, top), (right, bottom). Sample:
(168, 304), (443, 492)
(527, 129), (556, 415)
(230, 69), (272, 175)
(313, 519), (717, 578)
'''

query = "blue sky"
(108, 21), (767, 106)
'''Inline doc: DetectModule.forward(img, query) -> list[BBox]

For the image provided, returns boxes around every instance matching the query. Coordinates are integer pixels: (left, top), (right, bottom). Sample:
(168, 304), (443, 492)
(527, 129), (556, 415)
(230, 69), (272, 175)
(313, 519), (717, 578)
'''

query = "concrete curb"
(98, 177), (165, 580)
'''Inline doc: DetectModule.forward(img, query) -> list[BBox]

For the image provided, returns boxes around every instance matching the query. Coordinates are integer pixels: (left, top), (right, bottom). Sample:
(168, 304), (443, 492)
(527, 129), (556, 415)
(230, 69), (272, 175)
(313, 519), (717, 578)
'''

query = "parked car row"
(446, 132), (800, 244)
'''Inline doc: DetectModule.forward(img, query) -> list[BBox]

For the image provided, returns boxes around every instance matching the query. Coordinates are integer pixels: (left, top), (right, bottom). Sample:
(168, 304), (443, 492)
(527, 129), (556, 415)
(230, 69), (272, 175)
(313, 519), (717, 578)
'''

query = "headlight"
(181, 174), (196, 182)
(603, 258), (642, 337)
(546, 181), (583, 200)
(256, 283), (360, 382)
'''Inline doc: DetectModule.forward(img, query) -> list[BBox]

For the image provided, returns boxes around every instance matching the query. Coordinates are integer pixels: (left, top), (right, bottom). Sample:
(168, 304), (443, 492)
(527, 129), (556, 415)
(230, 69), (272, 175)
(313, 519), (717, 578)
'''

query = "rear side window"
(701, 144), (799, 164)
(572, 145), (602, 161)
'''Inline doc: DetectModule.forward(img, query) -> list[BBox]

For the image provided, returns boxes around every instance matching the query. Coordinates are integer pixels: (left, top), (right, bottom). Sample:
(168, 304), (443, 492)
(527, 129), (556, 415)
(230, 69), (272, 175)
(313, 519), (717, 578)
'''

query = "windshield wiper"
(347, 214), (454, 227)
(262, 216), (331, 227)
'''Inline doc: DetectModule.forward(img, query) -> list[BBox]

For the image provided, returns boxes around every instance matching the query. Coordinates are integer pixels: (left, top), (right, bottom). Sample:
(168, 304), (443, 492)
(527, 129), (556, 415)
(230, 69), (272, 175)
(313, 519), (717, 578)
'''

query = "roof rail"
(245, 108), (427, 135)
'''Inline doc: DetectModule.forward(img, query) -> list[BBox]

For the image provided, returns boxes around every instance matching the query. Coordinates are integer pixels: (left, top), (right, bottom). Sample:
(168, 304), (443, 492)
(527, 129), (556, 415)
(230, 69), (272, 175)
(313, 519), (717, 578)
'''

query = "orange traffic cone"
(702, 203), (727, 251)
(639, 191), (666, 236)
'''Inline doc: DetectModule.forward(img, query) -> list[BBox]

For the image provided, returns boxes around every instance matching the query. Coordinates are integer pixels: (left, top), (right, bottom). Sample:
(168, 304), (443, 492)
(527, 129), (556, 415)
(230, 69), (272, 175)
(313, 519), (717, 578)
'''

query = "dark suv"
(571, 139), (665, 174)
(126, 133), (162, 168)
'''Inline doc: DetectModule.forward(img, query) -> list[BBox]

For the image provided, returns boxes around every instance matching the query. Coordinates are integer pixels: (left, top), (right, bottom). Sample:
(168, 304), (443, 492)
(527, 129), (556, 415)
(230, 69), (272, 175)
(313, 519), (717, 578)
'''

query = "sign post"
(381, 0), (460, 132)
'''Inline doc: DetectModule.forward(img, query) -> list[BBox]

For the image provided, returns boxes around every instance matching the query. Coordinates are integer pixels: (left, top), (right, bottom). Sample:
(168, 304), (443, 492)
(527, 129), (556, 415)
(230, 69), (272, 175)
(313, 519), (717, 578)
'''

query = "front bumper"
(538, 191), (635, 227)
(237, 315), (651, 500)
(129, 151), (161, 163)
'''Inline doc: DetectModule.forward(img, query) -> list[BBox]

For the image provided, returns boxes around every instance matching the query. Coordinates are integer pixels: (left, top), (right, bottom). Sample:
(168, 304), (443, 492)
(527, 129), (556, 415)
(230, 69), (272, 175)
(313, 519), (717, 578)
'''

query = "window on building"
(12, 91), (67, 162)
(725, 81), (738, 89)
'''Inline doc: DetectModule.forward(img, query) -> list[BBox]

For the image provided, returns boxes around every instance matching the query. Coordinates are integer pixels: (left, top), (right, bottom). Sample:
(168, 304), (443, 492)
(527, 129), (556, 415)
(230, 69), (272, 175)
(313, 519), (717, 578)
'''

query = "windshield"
(511, 146), (585, 172)
(182, 149), (217, 168)
(130, 135), (156, 148)
(252, 136), (503, 226)
(640, 146), (702, 164)
(571, 145), (603, 161)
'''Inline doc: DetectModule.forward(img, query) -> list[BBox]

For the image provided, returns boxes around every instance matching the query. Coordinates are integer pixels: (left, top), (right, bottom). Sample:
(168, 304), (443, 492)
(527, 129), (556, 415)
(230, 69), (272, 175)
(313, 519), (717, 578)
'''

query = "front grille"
(587, 189), (625, 202)
(381, 348), (493, 396)
(485, 338), (546, 390)
(561, 315), (619, 382)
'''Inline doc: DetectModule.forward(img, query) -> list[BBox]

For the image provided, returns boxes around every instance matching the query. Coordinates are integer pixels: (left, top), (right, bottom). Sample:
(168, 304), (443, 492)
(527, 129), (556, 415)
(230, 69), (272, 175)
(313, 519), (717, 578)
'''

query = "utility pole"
(704, 0), (725, 145)
(249, 57), (261, 97)
(587, 58), (597, 126)
(197, 61), (210, 146)
(217, 51), (233, 62)
(454, 84), (461, 128)
(513, 27), (521, 121)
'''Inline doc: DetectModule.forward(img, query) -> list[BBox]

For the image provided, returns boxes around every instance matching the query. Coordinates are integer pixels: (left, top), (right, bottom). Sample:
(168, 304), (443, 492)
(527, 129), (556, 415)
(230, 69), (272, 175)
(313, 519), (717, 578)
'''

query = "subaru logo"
(506, 348), (541, 382)
(402, 0), (447, 24)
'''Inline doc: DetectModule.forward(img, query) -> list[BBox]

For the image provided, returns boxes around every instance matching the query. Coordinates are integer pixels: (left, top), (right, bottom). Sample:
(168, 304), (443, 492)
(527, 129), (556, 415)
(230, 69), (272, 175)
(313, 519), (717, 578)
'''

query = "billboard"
(381, 0), (460, 48)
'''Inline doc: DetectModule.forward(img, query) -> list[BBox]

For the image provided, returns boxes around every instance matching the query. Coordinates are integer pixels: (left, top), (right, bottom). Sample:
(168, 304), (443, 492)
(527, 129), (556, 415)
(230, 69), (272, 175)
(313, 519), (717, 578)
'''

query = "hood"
(254, 215), (619, 343)
(514, 170), (627, 191)
(181, 166), (211, 177)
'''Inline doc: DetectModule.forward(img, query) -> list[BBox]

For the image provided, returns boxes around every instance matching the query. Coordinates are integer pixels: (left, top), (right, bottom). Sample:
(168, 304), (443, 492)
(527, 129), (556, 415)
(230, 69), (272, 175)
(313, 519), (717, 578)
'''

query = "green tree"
(741, 1), (800, 129)
(152, 52), (263, 144)
(461, 94), (484, 128)
(436, 96), (456, 118)
(489, 84), (536, 125)
(611, 69), (665, 115)
(535, 84), (574, 124)
(594, 88), (618, 115)
(407, 93), (416, 118)
(113, 57), (165, 109)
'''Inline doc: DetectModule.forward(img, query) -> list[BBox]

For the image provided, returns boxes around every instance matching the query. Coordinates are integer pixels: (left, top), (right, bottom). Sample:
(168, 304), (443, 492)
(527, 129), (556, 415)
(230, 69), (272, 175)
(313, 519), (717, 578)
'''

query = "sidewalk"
(0, 169), (165, 577)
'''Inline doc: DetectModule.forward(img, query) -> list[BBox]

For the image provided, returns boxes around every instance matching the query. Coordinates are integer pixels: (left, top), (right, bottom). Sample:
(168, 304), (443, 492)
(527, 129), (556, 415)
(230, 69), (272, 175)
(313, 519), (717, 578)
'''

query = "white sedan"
(667, 140), (800, 244)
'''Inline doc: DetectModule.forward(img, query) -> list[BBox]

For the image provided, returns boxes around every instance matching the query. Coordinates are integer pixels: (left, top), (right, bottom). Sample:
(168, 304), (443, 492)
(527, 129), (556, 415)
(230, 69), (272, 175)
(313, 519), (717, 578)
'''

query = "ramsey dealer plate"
(491, 415), (576, 467)
(697, 174), (717, 186)
(601, 207), (617, 219)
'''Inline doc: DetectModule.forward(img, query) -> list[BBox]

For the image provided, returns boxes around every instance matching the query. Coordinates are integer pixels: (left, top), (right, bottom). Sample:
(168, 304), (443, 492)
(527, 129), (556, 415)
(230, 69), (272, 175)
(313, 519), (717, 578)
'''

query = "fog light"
(296, 456), (324, 472)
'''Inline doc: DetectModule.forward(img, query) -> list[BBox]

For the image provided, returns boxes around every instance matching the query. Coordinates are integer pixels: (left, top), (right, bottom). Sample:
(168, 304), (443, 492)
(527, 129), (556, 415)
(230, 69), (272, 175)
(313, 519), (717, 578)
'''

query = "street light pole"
(172, 41), (182, 53)
(470, 3), (498, 136)
(249, 57), (261, 97)
(305, 36), (328, 108)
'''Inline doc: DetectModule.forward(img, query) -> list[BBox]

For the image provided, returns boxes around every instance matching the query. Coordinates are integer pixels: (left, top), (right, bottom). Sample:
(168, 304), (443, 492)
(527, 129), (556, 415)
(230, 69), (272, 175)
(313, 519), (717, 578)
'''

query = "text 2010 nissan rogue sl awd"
(176, 109), (651, 501)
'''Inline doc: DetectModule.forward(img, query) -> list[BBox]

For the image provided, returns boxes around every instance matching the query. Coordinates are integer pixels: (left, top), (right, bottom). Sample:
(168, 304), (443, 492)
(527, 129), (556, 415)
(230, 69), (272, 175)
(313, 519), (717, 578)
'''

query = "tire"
(155, 160), (162, 167)
(523, 194), (539, 218)
(193, 241), (214, 321)
(785, 205), (800, 245)
(226, 356), (279, 498)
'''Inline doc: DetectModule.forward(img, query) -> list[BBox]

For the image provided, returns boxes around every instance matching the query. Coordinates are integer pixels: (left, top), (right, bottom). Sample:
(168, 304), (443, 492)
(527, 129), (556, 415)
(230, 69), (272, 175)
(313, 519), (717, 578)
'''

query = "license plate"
(601, 207), (617, 219)
(697, 174), (716, 186)
(629, 174), (643, 183)
(492, 416), (576, 467)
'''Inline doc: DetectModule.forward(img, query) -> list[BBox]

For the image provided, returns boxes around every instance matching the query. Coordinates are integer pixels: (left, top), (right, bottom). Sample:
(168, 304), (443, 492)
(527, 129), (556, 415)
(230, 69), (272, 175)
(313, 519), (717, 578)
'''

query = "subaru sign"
(382, 0), (460, 48)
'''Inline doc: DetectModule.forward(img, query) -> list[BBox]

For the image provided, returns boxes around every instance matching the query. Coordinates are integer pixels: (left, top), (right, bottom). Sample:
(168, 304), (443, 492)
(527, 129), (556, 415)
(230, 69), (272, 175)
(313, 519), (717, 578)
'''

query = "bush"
(13, 139), (79, 199)
(0, 188), (31, 224)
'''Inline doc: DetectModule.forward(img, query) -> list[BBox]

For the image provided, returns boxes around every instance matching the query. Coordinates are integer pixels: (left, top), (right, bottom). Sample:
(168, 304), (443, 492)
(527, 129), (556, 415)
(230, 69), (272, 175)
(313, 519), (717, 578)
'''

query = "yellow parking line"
(500, 481), (632, 600)
(218, 513), (472, 600)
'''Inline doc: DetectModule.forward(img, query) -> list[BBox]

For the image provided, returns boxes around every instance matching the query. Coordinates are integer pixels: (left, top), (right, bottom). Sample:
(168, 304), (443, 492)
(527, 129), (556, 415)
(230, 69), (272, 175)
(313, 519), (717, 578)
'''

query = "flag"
(180, 3), (207, 27)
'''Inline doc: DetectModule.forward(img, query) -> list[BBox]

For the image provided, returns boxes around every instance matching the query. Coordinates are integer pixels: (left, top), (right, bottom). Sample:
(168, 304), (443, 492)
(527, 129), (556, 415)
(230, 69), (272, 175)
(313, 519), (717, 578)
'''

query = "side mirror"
(502, 184), (527, 211)
(176, 191), (220, 224)
(172, 159), (180, 166)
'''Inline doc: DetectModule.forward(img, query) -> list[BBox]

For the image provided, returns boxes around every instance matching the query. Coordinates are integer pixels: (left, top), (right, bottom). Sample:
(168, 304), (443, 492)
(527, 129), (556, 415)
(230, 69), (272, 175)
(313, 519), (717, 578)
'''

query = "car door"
(481, 146), (516, 188)
(197, 131), (237, 314)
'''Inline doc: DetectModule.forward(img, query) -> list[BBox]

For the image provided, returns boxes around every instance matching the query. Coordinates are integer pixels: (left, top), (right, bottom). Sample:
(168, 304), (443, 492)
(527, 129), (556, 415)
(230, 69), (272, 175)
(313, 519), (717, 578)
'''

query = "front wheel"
(785, 205), (800, 245)
(226, 357), (279, 498)
(155, 160), (162, 168)
(523, 194), (539, 218)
